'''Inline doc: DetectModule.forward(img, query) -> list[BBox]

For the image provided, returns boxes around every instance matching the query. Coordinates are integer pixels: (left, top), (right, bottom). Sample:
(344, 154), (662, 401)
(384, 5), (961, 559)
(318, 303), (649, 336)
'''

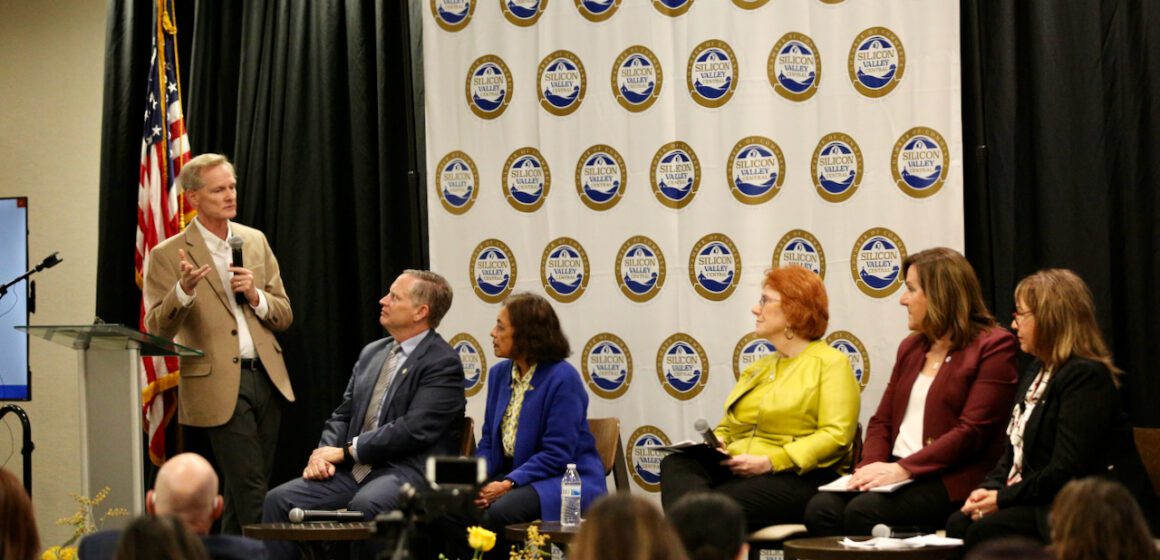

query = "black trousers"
(946, 505), (1047, 551)
(803, 477), (955, 536)
(660, 451), (839, 533)
(206, 366), (282, 534)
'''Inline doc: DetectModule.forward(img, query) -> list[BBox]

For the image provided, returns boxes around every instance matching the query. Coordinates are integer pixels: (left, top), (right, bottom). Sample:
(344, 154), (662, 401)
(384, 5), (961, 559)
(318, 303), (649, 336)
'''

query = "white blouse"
(892, 374), (935, 459)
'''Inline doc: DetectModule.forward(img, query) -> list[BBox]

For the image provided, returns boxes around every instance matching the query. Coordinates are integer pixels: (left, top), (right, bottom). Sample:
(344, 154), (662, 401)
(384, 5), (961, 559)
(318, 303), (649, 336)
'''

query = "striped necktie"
(352, 345), (403, 483)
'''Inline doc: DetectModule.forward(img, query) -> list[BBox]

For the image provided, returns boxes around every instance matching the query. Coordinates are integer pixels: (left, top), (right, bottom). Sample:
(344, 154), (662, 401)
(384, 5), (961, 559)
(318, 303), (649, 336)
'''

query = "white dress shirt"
(174, 217), (269, 359)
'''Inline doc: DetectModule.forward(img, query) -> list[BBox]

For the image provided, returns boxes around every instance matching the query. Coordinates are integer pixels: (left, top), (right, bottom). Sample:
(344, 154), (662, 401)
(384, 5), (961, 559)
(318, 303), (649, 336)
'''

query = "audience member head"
(0, 467), (40, 560)
(964, 536), (1051, 560)
(569, 494), (689, 560)
(402, 269), (453, 328)
(115, 515), (210, 560)
(901, 247), (996, 348)
(492, 292), (570, 366)
(756, 266), (829, 344)
(1050, 477), (1156, 560)
(177, 153), (234, 192)
(668, 493), (748, 560)
(1013, 269), (1119, 376)
(146, 453), (222, 535)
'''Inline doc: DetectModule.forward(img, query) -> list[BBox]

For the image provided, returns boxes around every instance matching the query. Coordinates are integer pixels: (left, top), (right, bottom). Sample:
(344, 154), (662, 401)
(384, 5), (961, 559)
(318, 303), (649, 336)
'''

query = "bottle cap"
(567, 463), (576, 469)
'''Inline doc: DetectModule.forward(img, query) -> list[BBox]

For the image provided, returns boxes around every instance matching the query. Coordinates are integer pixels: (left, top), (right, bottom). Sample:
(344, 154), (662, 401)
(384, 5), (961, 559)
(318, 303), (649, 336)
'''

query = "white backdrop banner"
(423, 0), (963, 495)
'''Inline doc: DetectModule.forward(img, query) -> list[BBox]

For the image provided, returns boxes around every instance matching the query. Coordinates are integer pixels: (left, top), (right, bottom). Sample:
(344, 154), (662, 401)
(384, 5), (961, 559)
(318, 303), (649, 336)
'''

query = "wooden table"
(243, 522), (374, 560)
(504, 521), (581, 547)
(783, 537), (961, 560)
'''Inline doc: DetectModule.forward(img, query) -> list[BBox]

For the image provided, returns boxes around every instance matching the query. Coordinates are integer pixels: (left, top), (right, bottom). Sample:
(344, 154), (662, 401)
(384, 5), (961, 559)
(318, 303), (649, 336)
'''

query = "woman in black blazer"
(946, 269), (1153, 548)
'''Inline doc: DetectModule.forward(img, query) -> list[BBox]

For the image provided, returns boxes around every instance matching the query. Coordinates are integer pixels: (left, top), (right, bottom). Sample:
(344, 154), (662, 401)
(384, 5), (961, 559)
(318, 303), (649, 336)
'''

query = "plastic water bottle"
(560, 463), (582, 528)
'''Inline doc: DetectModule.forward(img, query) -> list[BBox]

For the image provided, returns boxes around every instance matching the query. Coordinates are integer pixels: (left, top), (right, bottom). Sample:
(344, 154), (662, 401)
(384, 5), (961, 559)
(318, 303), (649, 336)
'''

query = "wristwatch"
(342, 441), (354, 464)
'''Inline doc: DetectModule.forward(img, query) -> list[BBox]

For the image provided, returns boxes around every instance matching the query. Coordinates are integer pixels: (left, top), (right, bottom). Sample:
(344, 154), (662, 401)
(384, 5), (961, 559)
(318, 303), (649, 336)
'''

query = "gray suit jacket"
(320, 332), (466, 486)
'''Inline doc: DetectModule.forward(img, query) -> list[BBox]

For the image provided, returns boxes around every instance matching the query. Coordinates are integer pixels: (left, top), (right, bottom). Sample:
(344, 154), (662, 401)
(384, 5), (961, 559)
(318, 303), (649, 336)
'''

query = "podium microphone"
(288, 508), (366, 523)
(871, 524), (925, 539)
(227, 236), (246, 306)
(694, 418), (722, 449)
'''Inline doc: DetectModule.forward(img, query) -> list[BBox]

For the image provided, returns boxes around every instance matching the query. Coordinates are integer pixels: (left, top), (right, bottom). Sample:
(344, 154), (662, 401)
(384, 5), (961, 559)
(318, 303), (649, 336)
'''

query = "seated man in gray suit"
(79, 453), (267, 560)
(262, 269), (466, 557)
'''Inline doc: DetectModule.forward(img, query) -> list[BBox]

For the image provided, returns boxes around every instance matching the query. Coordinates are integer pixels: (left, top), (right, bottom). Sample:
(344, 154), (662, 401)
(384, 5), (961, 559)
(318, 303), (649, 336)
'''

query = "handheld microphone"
(871, 524), (925, 539)
(227, 236), (246, 306)
(288, 508), (366, 523)
(694, 418), (722, 450)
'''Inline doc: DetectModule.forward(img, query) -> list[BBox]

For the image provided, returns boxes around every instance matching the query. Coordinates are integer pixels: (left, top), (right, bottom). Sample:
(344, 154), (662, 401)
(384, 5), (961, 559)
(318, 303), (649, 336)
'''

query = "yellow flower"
(467, 525), (497, 552)
(40, 546), (77, 560)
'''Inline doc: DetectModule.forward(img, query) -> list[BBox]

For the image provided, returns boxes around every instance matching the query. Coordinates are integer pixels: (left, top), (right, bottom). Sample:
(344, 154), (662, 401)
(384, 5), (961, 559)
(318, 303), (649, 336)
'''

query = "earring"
(784, 327), (795, 340)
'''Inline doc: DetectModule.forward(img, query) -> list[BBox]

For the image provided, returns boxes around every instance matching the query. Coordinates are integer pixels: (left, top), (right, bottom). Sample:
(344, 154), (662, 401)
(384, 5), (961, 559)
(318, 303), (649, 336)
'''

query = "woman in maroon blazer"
(804, 247), (1019, 536)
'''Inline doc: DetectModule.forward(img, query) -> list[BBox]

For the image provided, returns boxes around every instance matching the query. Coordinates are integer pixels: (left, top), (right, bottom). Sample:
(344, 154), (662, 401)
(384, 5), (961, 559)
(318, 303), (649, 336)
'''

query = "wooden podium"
(17, 324), (201, 524)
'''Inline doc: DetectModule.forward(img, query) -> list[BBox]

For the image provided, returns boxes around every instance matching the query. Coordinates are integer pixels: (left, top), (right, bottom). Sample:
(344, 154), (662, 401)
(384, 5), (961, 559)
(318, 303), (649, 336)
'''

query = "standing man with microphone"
(144, 153), (294, 534)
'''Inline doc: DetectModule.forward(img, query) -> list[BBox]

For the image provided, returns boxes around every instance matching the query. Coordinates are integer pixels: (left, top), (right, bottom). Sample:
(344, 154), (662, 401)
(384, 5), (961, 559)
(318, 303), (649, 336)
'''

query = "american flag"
(136, 0), (191, 467)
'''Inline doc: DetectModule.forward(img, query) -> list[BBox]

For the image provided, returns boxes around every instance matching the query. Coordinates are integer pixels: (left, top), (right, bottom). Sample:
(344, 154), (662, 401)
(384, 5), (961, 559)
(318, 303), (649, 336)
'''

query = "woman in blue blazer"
(473, 292), (606, 555)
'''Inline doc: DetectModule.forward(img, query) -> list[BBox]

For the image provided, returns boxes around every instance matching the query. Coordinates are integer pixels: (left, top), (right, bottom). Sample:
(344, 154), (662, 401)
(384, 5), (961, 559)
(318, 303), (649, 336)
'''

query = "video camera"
(372, 456), (487, 560)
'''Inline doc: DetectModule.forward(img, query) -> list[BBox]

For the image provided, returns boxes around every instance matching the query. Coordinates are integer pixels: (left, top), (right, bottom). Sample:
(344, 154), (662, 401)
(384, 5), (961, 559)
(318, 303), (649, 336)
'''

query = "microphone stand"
(0, 405), (33, 496)
(0, 252), (62, 302)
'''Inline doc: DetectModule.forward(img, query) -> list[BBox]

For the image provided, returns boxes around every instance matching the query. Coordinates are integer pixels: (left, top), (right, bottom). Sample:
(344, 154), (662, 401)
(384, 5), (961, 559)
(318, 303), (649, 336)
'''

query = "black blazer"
(319, 331), (466, 487)
(981, 356), (1152, 511)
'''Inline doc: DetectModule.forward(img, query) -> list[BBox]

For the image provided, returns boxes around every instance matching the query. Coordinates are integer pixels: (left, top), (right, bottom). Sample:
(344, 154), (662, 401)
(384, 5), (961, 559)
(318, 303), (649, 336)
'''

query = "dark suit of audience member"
(806, 248), (1019, 536)
(80, 453), (267, 560)
(79, 529), (264, 560)
(948, 269), (1154, 549)
(262, 271), (464, 559)
(446, 293), (606, 559)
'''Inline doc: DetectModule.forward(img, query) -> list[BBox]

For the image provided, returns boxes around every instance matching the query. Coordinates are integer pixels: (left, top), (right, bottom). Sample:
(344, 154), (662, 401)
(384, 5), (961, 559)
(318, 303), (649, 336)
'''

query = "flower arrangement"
(508, 523), (551, 560)
(40, 486), (129, 560)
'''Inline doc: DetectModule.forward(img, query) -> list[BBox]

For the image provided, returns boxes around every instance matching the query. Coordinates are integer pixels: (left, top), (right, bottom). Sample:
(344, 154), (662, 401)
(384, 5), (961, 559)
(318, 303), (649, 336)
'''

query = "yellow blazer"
(715, 339), (860, 474)
(144, 222), (294, 427)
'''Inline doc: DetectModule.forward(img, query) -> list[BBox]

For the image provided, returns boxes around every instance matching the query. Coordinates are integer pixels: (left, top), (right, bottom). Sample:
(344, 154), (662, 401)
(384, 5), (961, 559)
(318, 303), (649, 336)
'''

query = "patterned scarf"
(1006, 367), (1052, 486)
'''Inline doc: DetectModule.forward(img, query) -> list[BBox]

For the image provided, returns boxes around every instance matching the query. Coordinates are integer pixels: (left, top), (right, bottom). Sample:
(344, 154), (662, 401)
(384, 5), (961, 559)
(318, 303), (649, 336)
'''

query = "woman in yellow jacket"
(660, 266), (861, 531)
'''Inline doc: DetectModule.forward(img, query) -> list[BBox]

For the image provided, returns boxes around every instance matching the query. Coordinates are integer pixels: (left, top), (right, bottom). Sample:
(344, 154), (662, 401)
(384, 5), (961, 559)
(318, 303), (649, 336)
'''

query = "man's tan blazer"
(144, 221), (294, 427)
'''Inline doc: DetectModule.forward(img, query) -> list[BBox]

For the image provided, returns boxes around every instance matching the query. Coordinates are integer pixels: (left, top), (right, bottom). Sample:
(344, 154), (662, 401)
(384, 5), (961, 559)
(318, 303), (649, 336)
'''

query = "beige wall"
(0, 0), (106, 547)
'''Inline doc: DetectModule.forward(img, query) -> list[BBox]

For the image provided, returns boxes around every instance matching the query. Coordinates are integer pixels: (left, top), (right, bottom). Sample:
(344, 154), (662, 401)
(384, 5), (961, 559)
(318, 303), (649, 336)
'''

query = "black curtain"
(98, 0), (1160, 487)
(97, 0), (425, 486)
(961, 0), (1160, 424)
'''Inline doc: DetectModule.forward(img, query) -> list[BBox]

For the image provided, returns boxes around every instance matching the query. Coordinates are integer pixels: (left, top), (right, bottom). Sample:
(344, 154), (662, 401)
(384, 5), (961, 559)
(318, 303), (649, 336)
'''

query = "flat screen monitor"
(0, 197), (30, 400)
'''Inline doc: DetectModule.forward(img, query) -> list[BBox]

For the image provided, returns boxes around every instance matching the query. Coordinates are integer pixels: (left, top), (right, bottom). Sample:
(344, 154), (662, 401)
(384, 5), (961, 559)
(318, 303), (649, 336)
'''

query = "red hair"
(765, 266), (829, 340)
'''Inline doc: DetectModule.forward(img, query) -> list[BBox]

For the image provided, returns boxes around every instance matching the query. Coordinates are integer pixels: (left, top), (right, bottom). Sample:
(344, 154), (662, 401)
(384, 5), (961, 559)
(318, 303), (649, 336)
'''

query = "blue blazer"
(476, 359), (607, 520)
(320, 331), (466, 488)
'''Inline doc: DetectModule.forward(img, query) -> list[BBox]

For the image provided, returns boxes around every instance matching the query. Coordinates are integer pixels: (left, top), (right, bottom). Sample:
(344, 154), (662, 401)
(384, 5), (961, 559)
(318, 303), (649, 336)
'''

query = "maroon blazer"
(859, 327), (1018, 501)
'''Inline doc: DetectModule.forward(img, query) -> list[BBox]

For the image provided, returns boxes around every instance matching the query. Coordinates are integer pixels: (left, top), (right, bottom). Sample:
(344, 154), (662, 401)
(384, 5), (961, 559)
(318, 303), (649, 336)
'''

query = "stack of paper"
(839, 535), (964, 549)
